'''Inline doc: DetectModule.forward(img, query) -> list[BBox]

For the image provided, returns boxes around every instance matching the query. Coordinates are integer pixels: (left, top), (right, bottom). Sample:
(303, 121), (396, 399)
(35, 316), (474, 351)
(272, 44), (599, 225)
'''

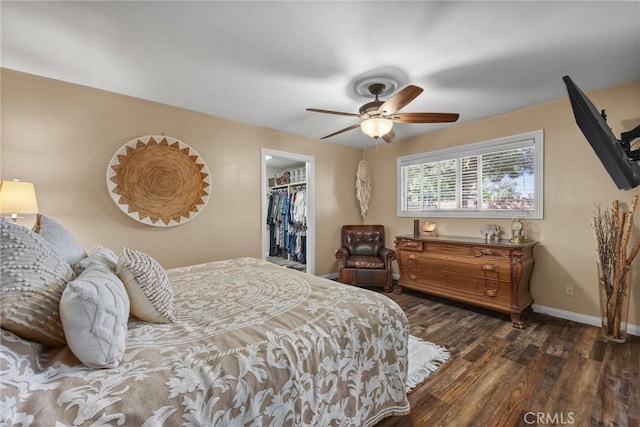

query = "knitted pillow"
(60, 263), (130, 368)
(0, 218), (75, 346)
(116, 247), (175, 323)
(33, 214), (87, 267)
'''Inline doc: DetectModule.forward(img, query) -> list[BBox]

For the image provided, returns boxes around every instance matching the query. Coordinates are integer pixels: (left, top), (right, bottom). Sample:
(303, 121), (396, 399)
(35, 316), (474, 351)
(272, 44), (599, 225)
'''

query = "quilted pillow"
(33, 214), (87, 267)
(116, 247), (176, 323)
(0, 218), (74, 346)
(60, 263), (130, 368)
(74, 244), (119, 275)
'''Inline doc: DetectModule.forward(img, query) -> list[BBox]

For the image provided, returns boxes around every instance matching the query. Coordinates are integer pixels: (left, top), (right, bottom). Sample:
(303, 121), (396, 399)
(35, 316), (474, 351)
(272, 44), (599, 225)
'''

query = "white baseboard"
(328, 272), (639, 337)
(531, 304), (639, 336)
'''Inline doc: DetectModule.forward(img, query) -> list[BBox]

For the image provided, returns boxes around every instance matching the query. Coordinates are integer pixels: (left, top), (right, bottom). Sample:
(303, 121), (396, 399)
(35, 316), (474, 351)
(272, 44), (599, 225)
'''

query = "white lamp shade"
(361, 118), (393, 139)
(0, 181), (39, 215)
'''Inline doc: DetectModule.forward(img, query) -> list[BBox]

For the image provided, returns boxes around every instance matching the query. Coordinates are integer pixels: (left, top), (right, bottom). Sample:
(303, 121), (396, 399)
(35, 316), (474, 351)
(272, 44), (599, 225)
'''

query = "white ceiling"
(2, 1), (639, 149)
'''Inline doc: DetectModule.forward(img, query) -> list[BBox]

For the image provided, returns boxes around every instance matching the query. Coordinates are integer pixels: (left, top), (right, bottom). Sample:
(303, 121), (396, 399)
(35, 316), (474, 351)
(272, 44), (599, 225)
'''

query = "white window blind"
(397, 130), (544, 218)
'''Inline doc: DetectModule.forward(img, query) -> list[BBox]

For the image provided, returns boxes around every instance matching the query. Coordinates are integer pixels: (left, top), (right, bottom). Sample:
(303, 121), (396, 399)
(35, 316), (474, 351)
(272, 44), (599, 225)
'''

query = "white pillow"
(33, 214), (87, 267)
(74, 244), (119, 275)
(1, 218), (74, 346)
(116, 247), (176, 323)
(60, 265), (130, 368)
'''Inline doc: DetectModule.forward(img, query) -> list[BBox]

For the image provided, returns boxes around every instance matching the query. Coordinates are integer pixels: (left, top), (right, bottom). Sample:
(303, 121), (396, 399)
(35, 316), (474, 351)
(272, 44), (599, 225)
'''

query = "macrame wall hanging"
(106, 135), (210, 227)
(356, 159), (372, 219)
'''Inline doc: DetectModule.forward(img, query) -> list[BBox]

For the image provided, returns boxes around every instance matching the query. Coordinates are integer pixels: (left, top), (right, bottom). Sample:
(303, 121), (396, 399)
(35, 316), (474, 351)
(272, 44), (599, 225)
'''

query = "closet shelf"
(269, 181), (306, 190)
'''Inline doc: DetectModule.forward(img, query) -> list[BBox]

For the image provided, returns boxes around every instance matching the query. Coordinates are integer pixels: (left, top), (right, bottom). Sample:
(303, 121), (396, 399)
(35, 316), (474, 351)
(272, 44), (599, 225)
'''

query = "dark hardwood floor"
(376, 290), (639, 427)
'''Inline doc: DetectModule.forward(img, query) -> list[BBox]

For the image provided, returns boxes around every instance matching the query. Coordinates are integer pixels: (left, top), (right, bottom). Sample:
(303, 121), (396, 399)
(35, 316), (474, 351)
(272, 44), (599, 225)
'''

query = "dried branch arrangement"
(591, 194), (640, 340)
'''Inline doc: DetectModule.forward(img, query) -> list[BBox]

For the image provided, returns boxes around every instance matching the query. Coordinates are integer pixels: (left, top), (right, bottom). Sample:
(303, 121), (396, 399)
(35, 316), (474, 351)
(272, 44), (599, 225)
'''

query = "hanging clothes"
(267, 189), (287, 257)
(267, 185), (307, 263)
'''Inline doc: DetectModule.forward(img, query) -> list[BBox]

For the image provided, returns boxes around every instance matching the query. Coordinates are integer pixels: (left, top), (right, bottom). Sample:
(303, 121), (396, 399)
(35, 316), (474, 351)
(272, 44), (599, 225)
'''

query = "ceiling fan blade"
(320, 123), (362, 139)
(382, 129), (396, 143)
(306, 108), (360, 117)
(392, 112), (460, 124)
(378, 85), (424, 115)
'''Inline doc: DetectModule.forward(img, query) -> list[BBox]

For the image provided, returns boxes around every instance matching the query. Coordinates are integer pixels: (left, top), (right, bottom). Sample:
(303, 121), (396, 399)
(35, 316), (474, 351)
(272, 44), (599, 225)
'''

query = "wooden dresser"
(394, 235), (537, 328)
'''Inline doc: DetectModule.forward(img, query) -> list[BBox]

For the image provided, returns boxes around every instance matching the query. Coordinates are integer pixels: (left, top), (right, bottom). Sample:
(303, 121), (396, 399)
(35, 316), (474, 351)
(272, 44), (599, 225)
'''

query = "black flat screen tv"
(563, 75), (640, 190)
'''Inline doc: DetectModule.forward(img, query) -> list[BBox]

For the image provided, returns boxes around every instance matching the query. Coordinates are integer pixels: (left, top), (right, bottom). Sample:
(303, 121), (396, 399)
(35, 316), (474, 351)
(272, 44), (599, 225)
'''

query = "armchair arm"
(378, 247), (396, 269)
(335, 247), (349, 269)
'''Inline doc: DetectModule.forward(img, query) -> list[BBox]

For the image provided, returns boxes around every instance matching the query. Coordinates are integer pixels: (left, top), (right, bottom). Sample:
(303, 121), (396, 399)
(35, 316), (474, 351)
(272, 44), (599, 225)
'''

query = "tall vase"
(598, 272), (631, 343)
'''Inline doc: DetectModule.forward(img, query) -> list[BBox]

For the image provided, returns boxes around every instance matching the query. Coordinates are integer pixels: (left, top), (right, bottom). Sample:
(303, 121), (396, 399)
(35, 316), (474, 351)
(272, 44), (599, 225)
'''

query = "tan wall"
(0, 69), (364, 274)
(3, 69), (639, 326)
(364, 80), (640, 326)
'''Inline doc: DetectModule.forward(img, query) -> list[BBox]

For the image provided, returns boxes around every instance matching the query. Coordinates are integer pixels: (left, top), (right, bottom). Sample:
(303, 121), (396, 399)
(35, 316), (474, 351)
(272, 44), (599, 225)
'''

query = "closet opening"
(261, 148), (315, 275)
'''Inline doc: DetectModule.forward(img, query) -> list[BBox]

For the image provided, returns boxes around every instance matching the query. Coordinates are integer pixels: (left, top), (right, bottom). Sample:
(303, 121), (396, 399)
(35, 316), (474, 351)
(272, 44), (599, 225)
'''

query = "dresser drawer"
(395, 238), (424, 252)
(423, 242), (512, 260)
(399, 251), (511, 282)
(400, 265), (512, 307)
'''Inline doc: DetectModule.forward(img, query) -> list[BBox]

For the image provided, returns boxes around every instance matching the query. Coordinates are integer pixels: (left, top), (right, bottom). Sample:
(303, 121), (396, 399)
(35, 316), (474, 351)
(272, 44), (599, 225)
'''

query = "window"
(397, 130), (543, 219)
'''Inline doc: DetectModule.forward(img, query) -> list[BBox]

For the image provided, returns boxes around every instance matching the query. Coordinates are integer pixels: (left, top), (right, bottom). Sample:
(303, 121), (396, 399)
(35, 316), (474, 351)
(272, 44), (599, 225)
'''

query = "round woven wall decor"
(106, 135), (210, 227)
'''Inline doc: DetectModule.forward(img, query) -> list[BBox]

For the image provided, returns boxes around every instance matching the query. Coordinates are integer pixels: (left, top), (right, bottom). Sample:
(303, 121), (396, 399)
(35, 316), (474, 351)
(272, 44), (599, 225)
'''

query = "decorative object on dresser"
(591, 195), (640, 343)
(421, 221), (437, 236)
(106, 135), (210, 227)
(480, 223), (502, 242)
(413, 219), (421, 237)
(336, 225), (396, 292)
(509, 217), (526, 244)
(394, 235), (537, 328)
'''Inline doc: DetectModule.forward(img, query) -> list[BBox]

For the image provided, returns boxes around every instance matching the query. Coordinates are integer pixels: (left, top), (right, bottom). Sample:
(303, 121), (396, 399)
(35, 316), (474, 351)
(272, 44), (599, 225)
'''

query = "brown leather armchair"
(335, 225), (395, 292)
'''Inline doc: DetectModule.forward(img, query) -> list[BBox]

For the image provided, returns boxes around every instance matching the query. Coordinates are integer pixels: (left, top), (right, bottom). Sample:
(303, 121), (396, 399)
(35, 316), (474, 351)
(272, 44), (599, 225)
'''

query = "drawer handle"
(481, 263), (497, 271)
(408, 254), (417, 260)
(473, 249), (496, 257)
(485, 288), (499, 297)
(403, 241), (419, 248)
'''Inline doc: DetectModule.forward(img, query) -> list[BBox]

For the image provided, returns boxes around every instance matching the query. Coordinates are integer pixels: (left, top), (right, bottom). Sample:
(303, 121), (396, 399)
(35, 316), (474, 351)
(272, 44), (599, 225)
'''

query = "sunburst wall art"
(106, 135), (211, 227)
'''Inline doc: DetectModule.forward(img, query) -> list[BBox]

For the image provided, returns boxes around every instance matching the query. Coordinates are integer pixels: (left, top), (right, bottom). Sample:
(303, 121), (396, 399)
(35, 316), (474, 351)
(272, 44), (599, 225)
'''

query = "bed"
(0, 216), (410, 426)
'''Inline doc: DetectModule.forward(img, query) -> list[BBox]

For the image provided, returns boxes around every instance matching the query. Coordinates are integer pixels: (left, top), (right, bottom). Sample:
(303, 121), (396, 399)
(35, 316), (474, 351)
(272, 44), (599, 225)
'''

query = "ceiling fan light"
(361, 118), (393, 139)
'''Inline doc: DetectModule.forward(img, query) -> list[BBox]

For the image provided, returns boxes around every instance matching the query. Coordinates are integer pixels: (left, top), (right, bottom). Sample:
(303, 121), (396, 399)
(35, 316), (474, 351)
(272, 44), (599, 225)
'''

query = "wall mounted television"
(563, 75), (640, 190)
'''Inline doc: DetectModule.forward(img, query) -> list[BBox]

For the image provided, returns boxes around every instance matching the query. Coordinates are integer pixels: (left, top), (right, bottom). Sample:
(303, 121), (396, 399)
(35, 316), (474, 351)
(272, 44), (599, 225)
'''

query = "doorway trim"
(261, 148), (315, 275)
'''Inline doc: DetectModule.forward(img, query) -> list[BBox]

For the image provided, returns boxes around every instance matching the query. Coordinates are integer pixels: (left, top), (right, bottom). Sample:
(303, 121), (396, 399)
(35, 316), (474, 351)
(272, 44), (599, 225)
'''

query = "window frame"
(396, 130), (544, 219)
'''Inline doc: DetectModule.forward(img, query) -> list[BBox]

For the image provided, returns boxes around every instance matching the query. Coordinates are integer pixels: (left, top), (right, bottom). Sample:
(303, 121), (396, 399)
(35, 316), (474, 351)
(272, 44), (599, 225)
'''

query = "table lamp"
(0, 180), (39, 222)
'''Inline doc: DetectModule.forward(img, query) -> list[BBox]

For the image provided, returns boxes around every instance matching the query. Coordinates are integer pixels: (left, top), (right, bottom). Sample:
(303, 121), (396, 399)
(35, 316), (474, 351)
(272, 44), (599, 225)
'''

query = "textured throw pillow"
(116, 247), (176, 323)
(74, 244), (119, 276)
(60, 264), (130, 368)
(0, 218), (74, 346)
(33, 214), (87, 267)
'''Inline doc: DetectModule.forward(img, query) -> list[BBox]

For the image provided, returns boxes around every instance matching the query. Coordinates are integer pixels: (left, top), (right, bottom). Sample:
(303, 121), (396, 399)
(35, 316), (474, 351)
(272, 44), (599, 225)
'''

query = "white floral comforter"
(1, 257), (410, 426)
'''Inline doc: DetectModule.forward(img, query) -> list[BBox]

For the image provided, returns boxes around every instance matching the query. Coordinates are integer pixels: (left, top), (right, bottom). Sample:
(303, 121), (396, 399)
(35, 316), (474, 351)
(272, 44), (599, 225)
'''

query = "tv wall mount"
(602, 110), (640, 161)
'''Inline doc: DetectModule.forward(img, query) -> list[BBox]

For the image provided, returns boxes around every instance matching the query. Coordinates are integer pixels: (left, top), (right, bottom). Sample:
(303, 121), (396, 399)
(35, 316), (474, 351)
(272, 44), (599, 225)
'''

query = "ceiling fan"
(306, 83), (460, 143)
